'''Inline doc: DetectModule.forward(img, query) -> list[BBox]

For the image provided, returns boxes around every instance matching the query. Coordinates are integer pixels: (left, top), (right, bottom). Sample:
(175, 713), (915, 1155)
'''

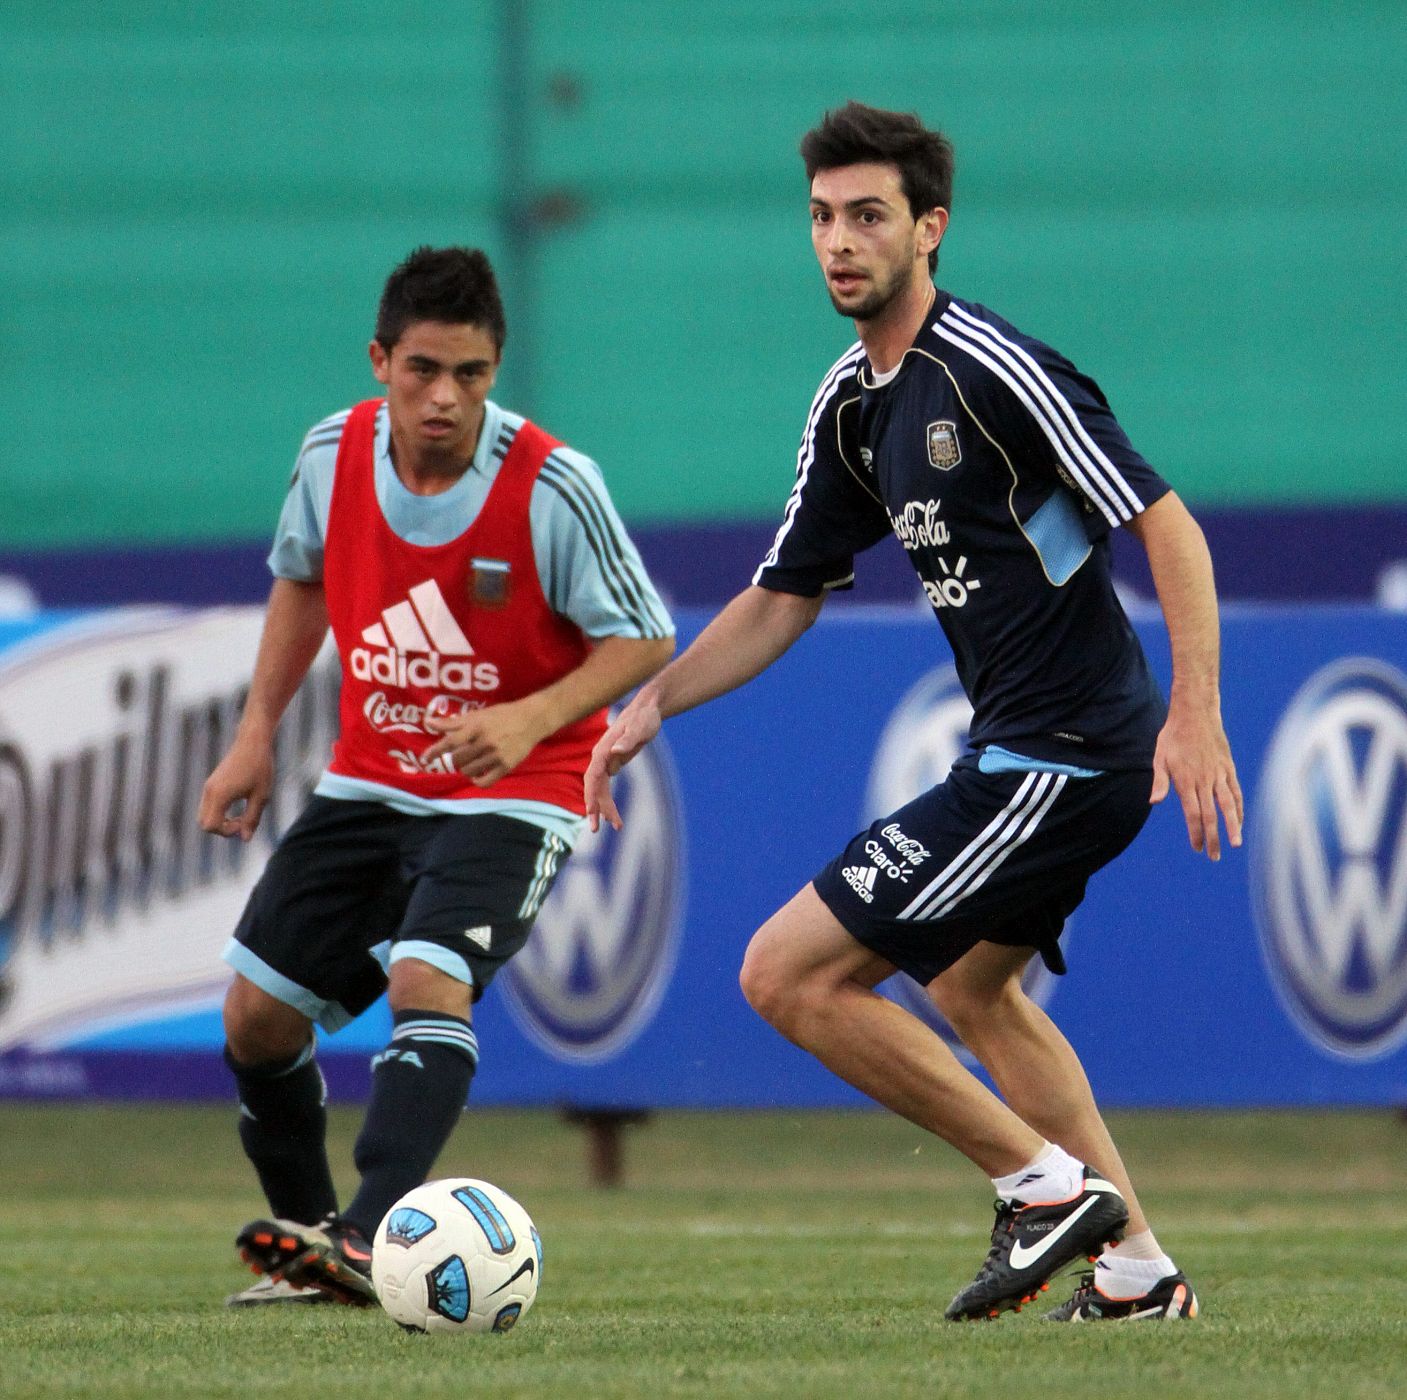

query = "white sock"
(991, 1142), (1084, 1204)
(1094, 1248), (1178, 1299)
(1105, 1228), (1164, 1261)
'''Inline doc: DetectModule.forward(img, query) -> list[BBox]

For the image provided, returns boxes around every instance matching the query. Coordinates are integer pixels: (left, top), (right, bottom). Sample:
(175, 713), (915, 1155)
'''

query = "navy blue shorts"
(224, 798), (570, 1031)
(812, 758), (1152, 986)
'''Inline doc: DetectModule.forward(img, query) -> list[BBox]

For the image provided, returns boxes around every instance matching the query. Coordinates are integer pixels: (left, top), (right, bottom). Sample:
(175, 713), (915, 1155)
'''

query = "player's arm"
(198, 577), (329, 841)
(422, 633), (675, 785)
(1124, 490), (1243, 861)
(585, 584), (825, 831)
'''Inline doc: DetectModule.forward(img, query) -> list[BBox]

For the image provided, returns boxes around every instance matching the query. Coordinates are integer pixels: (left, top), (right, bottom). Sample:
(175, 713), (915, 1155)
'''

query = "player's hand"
(199, 738), (274, 842)
(584, 698), (661, 832)
(1149, 699), (1243, 861)
(423, 700), (547, 786)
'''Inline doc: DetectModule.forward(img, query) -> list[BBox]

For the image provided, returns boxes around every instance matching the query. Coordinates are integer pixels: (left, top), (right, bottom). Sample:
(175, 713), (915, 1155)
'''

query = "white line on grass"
(671, 1217), (1407, 1240)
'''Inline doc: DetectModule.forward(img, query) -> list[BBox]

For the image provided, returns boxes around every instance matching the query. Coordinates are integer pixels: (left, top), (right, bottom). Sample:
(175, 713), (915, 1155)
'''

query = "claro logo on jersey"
(885, 503), (982, 609)
(350, 580), (499, 693)
(0, 610), (338, 1058)
(500, 738), (685, 1063)
(1252, 659), (1407, 1060)
(863, 666), (1061, 1052)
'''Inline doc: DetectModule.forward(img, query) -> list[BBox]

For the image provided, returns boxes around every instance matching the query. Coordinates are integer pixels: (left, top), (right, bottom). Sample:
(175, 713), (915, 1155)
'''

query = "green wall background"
(4, 1), (1404, 549)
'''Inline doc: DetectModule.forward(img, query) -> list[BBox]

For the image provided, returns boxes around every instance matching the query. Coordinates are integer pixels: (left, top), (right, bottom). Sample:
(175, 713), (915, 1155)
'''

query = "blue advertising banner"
(1, 605), (1404, 1108)
(4, 504), (1407, 610)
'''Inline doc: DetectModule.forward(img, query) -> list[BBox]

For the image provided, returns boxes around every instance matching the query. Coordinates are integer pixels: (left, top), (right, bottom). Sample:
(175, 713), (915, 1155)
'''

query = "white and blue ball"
(372, 1178), (542, 1334)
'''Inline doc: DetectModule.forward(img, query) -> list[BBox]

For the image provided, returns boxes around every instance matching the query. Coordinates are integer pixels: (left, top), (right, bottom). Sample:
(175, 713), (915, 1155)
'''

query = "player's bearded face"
(810, 163), (931, 323)
(823, 240), (916, 320)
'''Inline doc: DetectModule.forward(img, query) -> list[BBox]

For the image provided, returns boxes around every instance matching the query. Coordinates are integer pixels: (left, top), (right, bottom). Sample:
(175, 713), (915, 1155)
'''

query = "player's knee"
(222, 976), (311, 1065)
(739, 940), (798, 1028)
(740, 940), (830, 1038)
(930, 975), (1025, 1044)
(387, 956), (472, 1018)
(738, 945), (774, 1017)
(930, 991), (980, 1045)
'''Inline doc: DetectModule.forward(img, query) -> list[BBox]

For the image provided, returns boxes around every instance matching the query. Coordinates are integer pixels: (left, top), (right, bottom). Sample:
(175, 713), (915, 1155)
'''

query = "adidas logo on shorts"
(841, 865), (878, 903)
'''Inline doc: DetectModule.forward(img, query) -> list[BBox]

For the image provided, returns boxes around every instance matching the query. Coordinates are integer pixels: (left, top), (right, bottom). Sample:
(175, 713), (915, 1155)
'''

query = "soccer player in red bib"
(201, 247), (673, 1306)
(587, 105), (1240, 1324)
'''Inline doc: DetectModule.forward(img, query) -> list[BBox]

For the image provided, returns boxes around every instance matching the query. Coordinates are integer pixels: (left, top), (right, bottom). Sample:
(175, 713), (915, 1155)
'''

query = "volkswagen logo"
(500, 737), (685, 1063)
(1252, 658), (1407, 1060)
(863, 667), (1061, 1048)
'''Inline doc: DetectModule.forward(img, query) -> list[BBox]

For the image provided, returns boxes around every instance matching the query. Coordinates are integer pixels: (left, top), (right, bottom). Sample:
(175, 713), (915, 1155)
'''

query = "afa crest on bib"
(470, 557), (511, 608)
(926, 420), (961, 470)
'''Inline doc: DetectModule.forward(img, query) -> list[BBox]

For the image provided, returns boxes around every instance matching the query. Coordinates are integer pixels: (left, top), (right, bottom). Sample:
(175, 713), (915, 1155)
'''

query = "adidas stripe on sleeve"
(753, 344), (890, 595)
(533, 448), (674, 641)
(934, 302), (1168, 529)
(267, 410), (348, 581)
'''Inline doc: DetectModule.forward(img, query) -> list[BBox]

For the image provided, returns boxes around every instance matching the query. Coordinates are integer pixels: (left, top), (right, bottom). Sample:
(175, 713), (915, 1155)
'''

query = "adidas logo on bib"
(350, 580), (500, 692)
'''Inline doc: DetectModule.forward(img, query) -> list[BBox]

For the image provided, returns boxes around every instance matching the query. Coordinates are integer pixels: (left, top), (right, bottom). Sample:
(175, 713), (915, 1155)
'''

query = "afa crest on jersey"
(926, 420), (961, 471)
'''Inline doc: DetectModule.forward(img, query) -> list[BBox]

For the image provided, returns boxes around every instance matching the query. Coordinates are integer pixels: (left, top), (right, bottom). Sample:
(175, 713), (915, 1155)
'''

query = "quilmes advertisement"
(0, 605), (1404, 1108)
(0, 610), (338, 1087)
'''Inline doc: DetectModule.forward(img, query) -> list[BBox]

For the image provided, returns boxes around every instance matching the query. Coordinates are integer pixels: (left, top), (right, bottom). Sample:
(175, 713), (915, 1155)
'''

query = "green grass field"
(1, 1104), (1405, 1399)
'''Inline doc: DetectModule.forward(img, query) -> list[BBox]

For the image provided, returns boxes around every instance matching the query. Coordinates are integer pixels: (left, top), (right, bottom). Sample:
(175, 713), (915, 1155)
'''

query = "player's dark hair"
(374, 246), (507, 352)
(801, 101), (954, 273)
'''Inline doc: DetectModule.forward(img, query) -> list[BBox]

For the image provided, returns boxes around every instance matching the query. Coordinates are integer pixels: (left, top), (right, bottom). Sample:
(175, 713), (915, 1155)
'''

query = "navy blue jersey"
(755, 293), (1170, 770)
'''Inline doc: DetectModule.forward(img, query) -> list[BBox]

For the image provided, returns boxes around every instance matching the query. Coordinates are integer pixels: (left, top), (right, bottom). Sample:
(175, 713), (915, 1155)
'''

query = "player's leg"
(339, 956), (478, 1242)
(222, 797), (409, 1305)
(741, 885), (1046, 1174)
(928, 787), (1204, 1322)
(222, 797), (402, 1217)
(936, 950), (1196, 1319)
(929, 940), (1150, 1233)
(222, 977), (347, 1306)
(740, 884), (1126, 1319)
(339, 815), (567, 1241)
(222, 974), (334, 1228)
(221, 974), (343, 1307)
(784, 763), (1147, 1317)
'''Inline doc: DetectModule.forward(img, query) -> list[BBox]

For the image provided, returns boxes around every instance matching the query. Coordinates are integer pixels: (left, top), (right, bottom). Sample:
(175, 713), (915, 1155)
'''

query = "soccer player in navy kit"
(201, 247), (673, 1306)
(587, 103), (1241, 1322)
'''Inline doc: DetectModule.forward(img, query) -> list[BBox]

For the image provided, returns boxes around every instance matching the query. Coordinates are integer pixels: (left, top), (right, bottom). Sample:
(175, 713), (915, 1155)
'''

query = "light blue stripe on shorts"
(222, 938), (355, 1033)
(388, 939), (475, 986)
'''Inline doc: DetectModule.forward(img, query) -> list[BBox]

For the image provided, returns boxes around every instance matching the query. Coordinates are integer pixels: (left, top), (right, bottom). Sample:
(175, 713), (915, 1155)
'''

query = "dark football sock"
(225, 1041), (337, 1225)
(342, 1007), (479, 1239)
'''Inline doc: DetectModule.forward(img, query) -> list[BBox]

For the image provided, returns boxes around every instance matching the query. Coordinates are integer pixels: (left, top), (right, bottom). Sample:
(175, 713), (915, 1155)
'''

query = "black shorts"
(813, 758), (1151, 986)
(223, 797), (571, 1030)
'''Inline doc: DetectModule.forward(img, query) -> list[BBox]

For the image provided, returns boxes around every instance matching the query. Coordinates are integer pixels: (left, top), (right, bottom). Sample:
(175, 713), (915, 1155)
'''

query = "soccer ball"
(372, 1178), (542, 1334)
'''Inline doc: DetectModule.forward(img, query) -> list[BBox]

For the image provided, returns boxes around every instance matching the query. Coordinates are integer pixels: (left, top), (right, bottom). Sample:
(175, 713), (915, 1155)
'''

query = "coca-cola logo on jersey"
(888, 499), (950, 551)
(362, 691), (483, 736)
